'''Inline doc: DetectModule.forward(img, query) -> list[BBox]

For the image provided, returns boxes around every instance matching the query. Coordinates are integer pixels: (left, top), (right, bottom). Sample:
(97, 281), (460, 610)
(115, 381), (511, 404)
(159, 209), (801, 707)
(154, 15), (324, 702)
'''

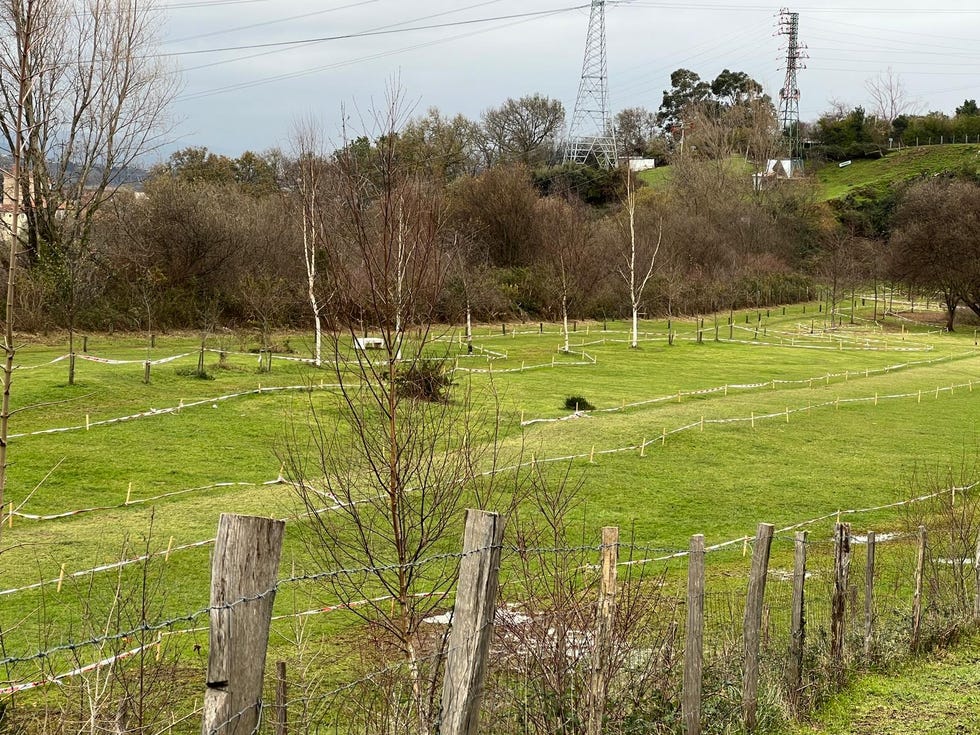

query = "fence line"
(7, 383), (343, 440)
(521, 351), (974, 426)
(5, 369), (978, 598)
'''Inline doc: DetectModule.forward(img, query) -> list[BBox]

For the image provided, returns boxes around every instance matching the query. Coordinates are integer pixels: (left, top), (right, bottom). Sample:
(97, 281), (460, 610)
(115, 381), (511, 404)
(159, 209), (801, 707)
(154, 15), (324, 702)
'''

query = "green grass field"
(2, 298), (980, 731)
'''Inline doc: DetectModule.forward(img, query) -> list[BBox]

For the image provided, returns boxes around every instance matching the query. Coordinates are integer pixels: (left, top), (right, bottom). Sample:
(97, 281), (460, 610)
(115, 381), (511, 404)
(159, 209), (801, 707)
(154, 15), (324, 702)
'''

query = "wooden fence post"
(202, 513), (285, 735)
(974, 531), (980, 621)
(912, 525), (926, 650)
(830, 522), (851, 667)
(742, 523), (774, 732)
(786, 531), (807, 712)
(682, 534), (705, 735)
(586, 527), (619, 735)
(274, 661), (287, 735)
(864, 531), (876, 657)
(439, 509), (505, 735)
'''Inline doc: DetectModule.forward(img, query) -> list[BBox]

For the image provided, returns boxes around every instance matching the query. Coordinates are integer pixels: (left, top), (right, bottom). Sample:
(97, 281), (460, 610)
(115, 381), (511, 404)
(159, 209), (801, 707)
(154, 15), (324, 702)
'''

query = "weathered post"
(742, 523), (774, 732)
(439, 509), (505, 735)
(974, 532), (980, 620)
(864, 531), (876, 657)
(912, 525), (926, 650)
(143, 360), (151, 385)
(586, 527), (619, 735)
(275, 661), (287, 735)
(682, 534), (705, 735)
(787, 531), (807, 712)
(201, 513), (285, 735)
(830, 523), (851, 666)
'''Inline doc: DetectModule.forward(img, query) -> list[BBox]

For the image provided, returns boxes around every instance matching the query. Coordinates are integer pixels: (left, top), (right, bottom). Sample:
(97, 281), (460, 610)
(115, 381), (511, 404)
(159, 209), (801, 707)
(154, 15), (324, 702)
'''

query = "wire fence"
(3, 492), (978, 735)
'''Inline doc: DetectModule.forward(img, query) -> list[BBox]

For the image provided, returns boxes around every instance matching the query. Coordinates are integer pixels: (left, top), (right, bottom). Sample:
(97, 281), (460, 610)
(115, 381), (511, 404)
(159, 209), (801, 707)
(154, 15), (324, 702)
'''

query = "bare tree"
(480, 94), (565, 166)
(0, 0), (34, 543)
(0, 0), (175, 385)
(535, 196), (597, 353)
(866, 67), (920, 125)
(291, 119), (329, 367)
(285, 87), (520, 734)
(620, 173), (661, 349)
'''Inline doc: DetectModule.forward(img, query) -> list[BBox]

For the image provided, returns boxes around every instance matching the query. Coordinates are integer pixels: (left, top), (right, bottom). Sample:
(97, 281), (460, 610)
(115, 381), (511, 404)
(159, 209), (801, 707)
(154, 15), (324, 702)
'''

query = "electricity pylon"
(777, 8), (807, 165)
(564, 1), (617, 169)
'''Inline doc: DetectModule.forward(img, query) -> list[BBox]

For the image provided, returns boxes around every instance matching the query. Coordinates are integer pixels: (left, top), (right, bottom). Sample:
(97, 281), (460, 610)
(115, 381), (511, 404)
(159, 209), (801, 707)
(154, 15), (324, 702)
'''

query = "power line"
(159, 5), (590, 58)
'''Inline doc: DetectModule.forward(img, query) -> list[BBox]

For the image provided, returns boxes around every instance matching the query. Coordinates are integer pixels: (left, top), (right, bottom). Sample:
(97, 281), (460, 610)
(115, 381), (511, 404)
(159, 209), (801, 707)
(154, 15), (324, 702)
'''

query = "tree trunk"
(631, 305), (639, 349)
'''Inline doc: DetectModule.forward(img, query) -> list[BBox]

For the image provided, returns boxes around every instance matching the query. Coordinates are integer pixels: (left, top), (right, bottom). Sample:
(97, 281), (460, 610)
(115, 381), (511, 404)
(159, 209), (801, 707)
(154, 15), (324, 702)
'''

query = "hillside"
(638, 144), (980, 201)
(813, 143), (980, 200)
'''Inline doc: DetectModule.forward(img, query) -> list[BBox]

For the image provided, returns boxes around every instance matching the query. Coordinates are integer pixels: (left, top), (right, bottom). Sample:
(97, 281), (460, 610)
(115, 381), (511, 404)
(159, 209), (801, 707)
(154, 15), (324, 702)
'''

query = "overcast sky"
(158, 0), (980, 159)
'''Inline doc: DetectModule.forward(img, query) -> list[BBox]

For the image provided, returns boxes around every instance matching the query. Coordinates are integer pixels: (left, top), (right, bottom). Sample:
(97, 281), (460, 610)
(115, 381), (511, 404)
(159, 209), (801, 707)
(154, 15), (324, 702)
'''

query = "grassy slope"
(638, 144), (980, 200)
(782, 635), (980, 735)
(813, 144), (980, 200)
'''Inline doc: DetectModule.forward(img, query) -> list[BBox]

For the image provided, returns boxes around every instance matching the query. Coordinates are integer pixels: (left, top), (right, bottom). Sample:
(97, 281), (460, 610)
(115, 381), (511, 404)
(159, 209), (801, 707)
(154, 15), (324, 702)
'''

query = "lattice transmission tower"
(777, 8), (807, 166)
(563, 1), (617, 169)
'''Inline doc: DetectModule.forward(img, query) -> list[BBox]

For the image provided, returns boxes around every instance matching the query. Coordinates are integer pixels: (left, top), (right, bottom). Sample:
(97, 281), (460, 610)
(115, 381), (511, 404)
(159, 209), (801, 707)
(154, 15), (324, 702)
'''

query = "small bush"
(396, 360), (453, 403)
(175, 366), (214, 380)
(563, 395), (594, 412)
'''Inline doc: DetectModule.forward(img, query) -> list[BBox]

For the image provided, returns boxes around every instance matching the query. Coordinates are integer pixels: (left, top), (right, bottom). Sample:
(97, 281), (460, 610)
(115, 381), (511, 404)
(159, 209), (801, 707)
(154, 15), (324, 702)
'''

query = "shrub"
(563, 395), (594, 411)
(396, 359), (453, 403)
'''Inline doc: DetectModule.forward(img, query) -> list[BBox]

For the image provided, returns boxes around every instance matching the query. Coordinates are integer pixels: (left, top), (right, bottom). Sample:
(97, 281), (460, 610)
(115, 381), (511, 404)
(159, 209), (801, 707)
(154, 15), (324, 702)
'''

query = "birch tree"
(620, 173), (661, 348)
(291, 120), (327, 367)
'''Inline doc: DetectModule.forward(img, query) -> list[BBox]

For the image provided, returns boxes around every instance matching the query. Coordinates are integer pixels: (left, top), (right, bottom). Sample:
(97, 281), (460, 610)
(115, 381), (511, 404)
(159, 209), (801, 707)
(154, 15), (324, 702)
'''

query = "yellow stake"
(57, 564), (66, 593)
(85, 414), (90, 431)
(165, 536), (174, 561)
(640, 440), (646, 458)
(589, 445), (595, 463)
(662, 427), (667, 446)
(700, 416), (704, 432)
(126, 483), (132, 505)
(742, 537), (749, 557)
(874, 393), (878, 406)
(785, 408), (790, 423)
(751, 411), (755, 428)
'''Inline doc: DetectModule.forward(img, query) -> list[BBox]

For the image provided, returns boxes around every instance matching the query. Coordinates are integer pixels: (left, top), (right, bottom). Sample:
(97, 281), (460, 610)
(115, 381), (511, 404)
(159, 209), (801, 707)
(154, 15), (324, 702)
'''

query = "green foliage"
(563, 395), (594, 411)
(531, 163), (622, 206)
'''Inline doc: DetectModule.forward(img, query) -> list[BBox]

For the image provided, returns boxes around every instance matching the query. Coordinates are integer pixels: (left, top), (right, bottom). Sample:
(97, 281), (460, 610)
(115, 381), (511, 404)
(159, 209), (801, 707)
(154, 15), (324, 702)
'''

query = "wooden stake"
(640, 439), (646, 457)
(743, 523), (774, 732)
(440, 510), (506, 735)
(126, 483), (132, 505)
(85, 414), (90, 430)
(589, 445), (595, 463)
(165, 536), (174, 561)
(787, 531), (807, 712)
(830, 522), (851, 667)
(912, 525), (926, 650)
(751, 411), (754, 428)
(275, 661), (288, 735)
(57, 563), (66, 592)
(586, 527), (618, 735)
(700, 415), (704, 432)
(662, 428), (667, 446)
(864, 531), (876, 657)
(682, 534), (705, 735)
(201, 514), (285, 735)
(785, 408), (790, 423)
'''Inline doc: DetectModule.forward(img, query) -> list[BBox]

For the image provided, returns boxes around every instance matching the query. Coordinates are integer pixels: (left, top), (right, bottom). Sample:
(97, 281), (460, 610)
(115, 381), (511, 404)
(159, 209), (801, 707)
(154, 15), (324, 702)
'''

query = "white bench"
(354, 337), (385, 351)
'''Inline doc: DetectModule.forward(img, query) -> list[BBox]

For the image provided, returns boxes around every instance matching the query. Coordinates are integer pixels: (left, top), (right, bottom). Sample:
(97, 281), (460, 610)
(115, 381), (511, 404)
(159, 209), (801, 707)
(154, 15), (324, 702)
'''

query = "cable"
(159, 5), (590, 58)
